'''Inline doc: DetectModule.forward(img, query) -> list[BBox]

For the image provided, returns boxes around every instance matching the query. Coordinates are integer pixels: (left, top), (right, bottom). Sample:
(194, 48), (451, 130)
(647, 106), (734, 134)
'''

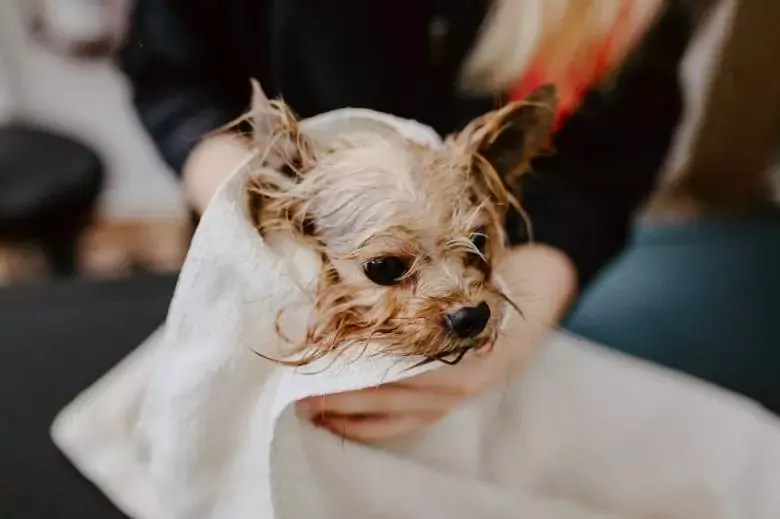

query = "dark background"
(0, 274), (177, 519)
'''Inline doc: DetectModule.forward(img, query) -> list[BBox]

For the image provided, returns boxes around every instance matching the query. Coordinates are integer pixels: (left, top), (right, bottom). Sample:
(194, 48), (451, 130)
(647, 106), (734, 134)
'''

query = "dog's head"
(245, 81), (556, 365)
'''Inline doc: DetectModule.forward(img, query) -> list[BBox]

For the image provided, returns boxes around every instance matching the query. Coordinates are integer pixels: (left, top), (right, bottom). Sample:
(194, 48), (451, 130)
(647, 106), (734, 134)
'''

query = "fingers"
(297, 384), (460, 417)
(296, 383), (461, 444)
(396, 349), (511, 396)
(315, 413), (434, 444)
(294, 352), (501, 445)
(497, 244), (576, 323)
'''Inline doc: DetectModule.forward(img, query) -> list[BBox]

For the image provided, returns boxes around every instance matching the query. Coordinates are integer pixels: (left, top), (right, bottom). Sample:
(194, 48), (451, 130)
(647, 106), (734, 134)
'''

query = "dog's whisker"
(499, 291), (524, 319)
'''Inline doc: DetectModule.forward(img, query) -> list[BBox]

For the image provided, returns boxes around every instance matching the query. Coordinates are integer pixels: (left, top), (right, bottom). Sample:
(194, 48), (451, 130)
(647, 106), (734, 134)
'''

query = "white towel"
(52, 109), (780, 519)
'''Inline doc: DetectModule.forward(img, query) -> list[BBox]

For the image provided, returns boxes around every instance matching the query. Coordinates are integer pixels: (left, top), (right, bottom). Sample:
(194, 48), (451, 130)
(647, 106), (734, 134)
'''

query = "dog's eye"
(363, 256), (408, 286)
(471, 228), (488, 252)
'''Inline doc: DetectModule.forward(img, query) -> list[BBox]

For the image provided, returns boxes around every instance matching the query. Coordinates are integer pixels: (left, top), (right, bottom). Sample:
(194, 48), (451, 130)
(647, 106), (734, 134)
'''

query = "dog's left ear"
(460, 85), (558, 186)
(248, 78), (314, 175)
(245, 79), (317, 234)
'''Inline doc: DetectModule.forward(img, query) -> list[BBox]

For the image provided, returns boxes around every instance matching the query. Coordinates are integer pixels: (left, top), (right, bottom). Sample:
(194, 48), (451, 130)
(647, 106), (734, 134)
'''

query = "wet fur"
(242, 81), (556, 365)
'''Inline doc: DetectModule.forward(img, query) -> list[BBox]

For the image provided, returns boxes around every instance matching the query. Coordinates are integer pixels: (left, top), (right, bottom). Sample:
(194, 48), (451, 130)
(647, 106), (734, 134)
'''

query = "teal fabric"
(565, 209), (780, 414)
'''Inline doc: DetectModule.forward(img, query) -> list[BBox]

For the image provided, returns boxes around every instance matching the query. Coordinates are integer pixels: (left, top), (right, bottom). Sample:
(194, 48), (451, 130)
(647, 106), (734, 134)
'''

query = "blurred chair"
(0, 124), (103, 277)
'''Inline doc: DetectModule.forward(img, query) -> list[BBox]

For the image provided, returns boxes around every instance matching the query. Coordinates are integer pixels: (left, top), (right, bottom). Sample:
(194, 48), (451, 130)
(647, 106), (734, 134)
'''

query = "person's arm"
(116, 0), (253, 178)
(119, 0), (448, 212)
(509, 1), (709, 289)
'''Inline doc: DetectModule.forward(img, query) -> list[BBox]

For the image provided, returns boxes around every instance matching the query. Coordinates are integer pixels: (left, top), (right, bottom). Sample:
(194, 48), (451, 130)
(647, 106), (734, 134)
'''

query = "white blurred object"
(28, 0), (132, 58)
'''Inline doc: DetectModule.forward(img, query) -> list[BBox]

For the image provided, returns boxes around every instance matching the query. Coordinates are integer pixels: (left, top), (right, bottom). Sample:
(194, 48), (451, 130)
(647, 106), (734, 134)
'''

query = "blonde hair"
(461, 0), (663, 94)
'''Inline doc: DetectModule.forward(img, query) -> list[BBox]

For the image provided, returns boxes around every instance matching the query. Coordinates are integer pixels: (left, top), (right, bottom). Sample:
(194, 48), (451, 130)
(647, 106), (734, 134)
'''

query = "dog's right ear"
(248, 78), (315, 177)
(467, 84), (557, 187)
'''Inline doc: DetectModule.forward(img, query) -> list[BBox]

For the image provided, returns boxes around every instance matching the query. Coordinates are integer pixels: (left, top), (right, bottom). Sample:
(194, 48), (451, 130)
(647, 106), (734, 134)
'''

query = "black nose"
(444, 302), (491, 338)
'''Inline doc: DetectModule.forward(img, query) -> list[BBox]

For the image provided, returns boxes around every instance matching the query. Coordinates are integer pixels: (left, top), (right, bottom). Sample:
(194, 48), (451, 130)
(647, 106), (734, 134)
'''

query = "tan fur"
(243, 81), (556, 365)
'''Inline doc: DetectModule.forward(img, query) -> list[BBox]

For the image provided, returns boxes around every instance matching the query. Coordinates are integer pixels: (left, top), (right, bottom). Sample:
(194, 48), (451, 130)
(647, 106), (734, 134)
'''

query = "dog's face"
(291, 127), (511, 364)
(246, 81), (556, 365)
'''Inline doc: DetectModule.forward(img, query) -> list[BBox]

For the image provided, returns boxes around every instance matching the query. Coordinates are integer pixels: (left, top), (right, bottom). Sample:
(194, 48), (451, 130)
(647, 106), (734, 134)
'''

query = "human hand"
(295, 244), (575, 443)
(182, 134), (253, 213)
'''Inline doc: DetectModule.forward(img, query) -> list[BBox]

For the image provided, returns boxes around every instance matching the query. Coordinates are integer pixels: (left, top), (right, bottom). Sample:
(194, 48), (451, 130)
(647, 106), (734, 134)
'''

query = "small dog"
(243, 81), (556, 366)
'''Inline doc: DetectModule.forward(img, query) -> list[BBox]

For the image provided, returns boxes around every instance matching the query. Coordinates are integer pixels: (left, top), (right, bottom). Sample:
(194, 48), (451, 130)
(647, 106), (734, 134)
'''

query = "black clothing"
(118, 0), (699, 287)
